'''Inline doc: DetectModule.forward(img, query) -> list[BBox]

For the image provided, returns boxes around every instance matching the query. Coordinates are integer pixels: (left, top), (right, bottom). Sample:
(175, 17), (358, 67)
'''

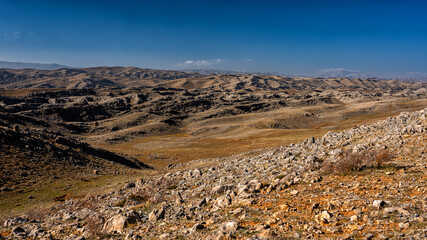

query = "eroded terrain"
(0, 67), (426, 239)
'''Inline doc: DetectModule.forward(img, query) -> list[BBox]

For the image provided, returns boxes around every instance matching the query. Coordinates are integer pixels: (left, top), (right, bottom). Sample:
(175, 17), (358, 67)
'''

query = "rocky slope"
(0, 112), (150, 195)
(1, 108), (426, 239)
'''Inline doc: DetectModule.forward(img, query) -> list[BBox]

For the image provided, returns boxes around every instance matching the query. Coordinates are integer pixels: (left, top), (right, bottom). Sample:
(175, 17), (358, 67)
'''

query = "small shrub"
(131, 203), (152, 213)
(115, 199), (126, 207)
(375, 150), (391, 166)
(128, 194), (147, 202)
(24, 208), (49, 221)
(73, 197), (101, 210)
(86, 216), (104, 235)
(322, 149), (392, 174)
(276, 174), (286, 180)
(166, 184), (178, 190)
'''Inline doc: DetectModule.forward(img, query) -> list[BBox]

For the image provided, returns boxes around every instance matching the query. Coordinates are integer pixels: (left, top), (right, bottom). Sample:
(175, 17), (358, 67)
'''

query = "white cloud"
(3, 31), (22, 39)
(177, 59), (222, 68)
(322, 68), (359, 73)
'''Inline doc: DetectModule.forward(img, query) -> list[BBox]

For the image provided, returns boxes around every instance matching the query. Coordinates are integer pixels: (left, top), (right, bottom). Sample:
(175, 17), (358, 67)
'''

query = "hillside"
(0, 111), (151, 215)
(1, 108), (425, 239)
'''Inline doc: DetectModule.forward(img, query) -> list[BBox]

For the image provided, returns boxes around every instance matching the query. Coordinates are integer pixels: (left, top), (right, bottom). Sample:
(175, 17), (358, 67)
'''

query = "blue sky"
(1, 0), (426, 75)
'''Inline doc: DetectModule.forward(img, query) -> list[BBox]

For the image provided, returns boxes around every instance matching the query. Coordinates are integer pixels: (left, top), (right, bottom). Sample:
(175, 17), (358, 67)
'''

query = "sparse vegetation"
(166, 184), (178, 190)
(276, 174), (286, 180)
(321, 149), (393, 174)
(115, 199), (126, 207)
(128, 194), (147, 202)
(86, 215), (105, 235)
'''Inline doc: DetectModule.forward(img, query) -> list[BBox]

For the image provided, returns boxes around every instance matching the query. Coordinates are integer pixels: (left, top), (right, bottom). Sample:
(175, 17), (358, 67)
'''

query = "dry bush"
(24, 208), (50, 221)
(74, 197), (101, 210)
(322, 149), (392, 174)
(24, 206), (60, 221)
(128, 194), (148, 202)
(152, 176), (180, 190)
(375, 150), (392, 166)
(115, 199), (126, 207)
(132, 185), (166, 205)
(86, 215), (105, 235)
(122, 176), (179, 206)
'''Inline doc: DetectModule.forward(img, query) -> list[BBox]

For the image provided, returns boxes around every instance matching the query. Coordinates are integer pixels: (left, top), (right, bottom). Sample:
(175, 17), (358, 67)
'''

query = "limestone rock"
(102, 215), (136, 233)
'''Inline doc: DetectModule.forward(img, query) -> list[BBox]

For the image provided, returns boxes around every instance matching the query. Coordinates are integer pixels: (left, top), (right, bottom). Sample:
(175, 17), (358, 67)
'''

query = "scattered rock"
(148, 207), (165, 222)
(220, 221), (239, 233)
(102, 215), (136, 233)
(12, 226), (26, 237)
(315, 210), (332, 224)
(373, 200), (386, 209)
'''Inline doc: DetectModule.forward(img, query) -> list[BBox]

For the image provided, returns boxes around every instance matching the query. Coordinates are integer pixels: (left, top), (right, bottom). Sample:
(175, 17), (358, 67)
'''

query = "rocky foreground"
(1, 108), (427, 239)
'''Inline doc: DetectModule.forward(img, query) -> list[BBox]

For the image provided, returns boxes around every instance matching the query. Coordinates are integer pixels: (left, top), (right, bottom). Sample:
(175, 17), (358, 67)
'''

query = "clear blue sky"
(1, 0), (426, 75)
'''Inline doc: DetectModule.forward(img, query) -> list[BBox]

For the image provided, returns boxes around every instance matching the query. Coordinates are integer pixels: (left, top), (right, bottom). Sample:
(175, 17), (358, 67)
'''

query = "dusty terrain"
(0, 67), (426, 239)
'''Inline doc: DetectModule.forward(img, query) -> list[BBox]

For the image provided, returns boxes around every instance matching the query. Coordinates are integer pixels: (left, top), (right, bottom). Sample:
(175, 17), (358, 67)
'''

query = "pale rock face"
(315, 210), (332, 224)
(148, 207), (165, 222)
(211, 185), (235, 195)
(102, 215), (136, 233)
(290, 190), (299, 195)
(214, 194), (232, 210)
(220, 221), (239, 233)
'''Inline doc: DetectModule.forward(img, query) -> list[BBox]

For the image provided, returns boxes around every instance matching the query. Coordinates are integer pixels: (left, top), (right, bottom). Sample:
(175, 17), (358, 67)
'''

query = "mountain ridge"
(1, 66), (425, 90)
(0, 60), (70, 70)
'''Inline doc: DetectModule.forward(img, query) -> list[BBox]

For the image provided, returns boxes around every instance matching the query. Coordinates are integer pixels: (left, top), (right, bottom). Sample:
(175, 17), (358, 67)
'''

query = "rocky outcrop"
(102, 215), (137, 233)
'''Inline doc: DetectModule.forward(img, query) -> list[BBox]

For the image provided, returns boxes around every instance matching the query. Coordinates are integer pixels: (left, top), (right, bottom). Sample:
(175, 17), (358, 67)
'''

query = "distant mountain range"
(310, 68), (427, 81)
(181, 68), (427, 82)
(1, 66), (424, 90)
(183, 69), (281, 76)
(0, 61), (425, 82)
(0, 60), (70, 70)
(313, 68), (371, 79)
(182, 68), (427, 82)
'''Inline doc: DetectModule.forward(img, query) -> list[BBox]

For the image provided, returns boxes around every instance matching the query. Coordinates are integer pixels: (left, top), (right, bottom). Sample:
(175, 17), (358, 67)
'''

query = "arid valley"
(0, 67), (426, 239)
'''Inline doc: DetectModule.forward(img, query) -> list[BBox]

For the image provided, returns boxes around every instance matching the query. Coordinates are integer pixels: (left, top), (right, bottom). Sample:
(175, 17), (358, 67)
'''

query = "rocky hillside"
(2, 108), (425, 239)
(0, 112), (150, 195)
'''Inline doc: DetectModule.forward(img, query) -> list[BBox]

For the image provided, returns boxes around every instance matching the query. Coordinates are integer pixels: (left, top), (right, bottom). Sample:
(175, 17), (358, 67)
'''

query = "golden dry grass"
(90, 98), (426, 169)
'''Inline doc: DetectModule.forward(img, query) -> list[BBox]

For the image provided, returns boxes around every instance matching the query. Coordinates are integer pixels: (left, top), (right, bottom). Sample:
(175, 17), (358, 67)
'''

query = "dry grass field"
(1, 68), (426, 220)
(91, 98), (427, 169)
